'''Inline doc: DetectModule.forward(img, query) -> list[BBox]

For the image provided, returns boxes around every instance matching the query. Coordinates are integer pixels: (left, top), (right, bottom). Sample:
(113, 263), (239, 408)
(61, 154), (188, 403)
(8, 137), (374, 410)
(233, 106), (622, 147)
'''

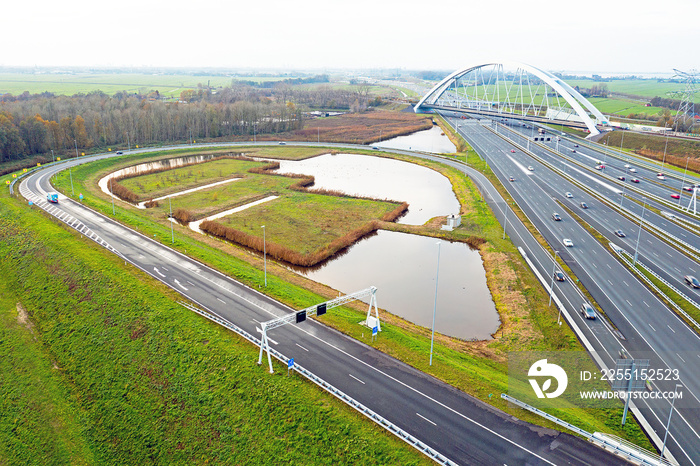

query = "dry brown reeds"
(172, 209), (195, 223)
(143, 199), (159, 208)
(200, 219), (383, 267)
(107, 179), (139, 203)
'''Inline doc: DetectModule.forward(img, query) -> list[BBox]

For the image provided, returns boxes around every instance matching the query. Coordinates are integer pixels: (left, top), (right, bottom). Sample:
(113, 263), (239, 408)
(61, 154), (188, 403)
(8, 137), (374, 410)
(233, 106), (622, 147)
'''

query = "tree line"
(0, 81), (374, 165)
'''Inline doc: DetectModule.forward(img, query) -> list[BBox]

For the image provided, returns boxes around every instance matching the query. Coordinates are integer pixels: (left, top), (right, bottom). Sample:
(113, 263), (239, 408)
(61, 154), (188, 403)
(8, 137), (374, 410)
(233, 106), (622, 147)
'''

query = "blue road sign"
(372, 326), (378, 336)
(287, 358), (294, 369)
(28, 201), (33, 205)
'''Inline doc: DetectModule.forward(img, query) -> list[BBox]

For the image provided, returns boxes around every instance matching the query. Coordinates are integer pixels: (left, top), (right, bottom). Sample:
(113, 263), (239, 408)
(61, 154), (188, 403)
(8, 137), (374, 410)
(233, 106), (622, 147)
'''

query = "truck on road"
(47, 192), (58, 203)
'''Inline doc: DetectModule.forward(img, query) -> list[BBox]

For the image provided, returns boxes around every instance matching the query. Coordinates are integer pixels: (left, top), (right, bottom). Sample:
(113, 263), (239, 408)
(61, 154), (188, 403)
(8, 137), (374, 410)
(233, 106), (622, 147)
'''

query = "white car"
(563, 239), (574, 247)
(629, 168), (637, 173)
(527, 166), (534, 171)
(565, 192), (573, 198)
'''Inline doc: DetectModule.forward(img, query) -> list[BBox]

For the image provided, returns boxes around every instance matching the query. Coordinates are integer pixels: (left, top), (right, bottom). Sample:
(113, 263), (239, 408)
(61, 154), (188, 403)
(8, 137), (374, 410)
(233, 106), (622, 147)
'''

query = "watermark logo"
(528, 359), (568, 398)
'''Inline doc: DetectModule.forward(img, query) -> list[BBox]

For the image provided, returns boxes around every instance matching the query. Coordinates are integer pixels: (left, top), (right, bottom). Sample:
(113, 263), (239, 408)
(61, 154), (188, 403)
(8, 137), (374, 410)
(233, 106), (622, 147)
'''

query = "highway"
(442, 114), (700, 464)
(17, 148), (629, 465)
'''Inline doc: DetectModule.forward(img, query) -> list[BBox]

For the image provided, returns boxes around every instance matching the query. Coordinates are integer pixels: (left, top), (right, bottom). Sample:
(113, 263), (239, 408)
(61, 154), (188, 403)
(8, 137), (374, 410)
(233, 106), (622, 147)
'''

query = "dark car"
(685, 275), (700, 288)
(554, 271), (566, 282)
(580, 303), (596, 320)
(614, 230), (625, 237)
(552, 213), (562, 221)
(116, 151), (123, 155)
(631, 178), (640, 183)
(574, 144), (579, 147)
(618, 176), (626, 181)
(683, 186), (695, 192)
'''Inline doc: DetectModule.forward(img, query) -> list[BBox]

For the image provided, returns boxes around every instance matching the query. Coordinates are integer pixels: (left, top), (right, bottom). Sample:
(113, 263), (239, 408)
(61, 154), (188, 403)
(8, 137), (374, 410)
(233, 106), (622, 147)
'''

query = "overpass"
(415, 61), (611, 137)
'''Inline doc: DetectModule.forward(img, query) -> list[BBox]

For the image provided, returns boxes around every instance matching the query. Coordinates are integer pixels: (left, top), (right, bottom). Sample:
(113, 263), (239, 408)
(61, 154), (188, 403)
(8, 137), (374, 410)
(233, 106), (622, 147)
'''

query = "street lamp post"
(430, 242), (441, 366)
(169, 197), (174, 244)
(127, 132), (131, 152)
(69, 166), (74, 195)
(51, 149), (55, 163)
(661, 384), (683, 460)
(110, 177), (115, 215)
(633, 198), (647, 265)
(74, 139), (79, 158)
(261, 225), (267, 287)
(679, 157), (690, 205)
(502, 201), (509, 240)
(549, 250), (559, 309)
(662, 127), (669, 172)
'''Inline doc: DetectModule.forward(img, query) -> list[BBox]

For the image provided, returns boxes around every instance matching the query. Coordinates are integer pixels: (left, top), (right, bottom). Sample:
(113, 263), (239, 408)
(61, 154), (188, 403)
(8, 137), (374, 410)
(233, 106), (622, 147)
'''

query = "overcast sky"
(3, 0), (698, 74)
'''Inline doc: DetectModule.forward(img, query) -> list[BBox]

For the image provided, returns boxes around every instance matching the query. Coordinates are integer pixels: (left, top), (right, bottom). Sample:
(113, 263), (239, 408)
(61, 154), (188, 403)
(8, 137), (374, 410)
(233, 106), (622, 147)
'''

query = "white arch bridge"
(414, 62), (610, 137)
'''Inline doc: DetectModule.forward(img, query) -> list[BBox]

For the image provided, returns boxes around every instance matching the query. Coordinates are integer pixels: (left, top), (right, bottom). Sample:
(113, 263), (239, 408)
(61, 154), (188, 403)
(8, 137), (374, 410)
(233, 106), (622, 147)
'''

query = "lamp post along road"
(661, 384), (683, 460)
(261, 225), (267, 287)
(549, 250), (559, 308)
(169, 197), (174, 244)
(633, 198), (647, 265)
(430, 242), (441, 366)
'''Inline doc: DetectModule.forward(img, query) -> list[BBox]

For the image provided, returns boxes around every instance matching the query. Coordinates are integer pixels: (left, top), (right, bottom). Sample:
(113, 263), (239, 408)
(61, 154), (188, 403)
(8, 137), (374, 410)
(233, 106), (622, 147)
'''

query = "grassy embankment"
(0, 190), (430, 465)
(602, 130), (700, 174)
(40, 142), (654, 449)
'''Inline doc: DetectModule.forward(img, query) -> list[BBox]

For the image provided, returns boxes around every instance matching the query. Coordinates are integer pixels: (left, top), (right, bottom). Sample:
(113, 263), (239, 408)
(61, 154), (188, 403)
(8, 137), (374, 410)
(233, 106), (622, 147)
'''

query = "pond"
(275, 153), (460, 225)
(301, 230), (500, 341)
(275, 153), (499, 340)
(376, 125), (456, 154)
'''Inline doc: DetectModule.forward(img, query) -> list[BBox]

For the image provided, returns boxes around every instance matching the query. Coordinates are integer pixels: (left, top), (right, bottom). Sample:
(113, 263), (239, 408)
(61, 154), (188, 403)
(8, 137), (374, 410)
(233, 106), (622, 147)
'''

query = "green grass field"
(0, 192), (429, 465)
(564, 78), (700, 103)
(1, 142), (656, 457)
(0, 73), (299, 97)
(587, 97), (665, 117)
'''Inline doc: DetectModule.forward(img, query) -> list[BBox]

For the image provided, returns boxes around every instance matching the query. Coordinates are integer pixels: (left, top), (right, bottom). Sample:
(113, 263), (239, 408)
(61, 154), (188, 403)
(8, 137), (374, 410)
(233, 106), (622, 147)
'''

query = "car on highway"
(46, 192), (59, 203)
(372, 146), (379, 150)
(571, 149), (576, 153)
(552, 213), (562, 221)
(116, 151), (123, 155)
(563, 238), (574, 247)
(624, 164), (630, 168)
(685, 275), (700, 288)
(595, 165), (605, 170)
(554, 271), (566, 282)
(580, 303), (596, 320)
(618, 176), (626, 181)
(683, 186), (695, 192)
(657, 173), (665, 180)
(565, 192), (573, 198)
(279, 141), (286, 145)
(580, 202), (588, 209)
(510, 149), (516, 153)
(614, 230), (625, 237)
(671, 194), (680, 199)
(527, 166), (534, 171)
(629, 168), (637, 173)
(509, 176), (515, 182)
(631, 178), (640, 183)
(574, 144), (579, 147)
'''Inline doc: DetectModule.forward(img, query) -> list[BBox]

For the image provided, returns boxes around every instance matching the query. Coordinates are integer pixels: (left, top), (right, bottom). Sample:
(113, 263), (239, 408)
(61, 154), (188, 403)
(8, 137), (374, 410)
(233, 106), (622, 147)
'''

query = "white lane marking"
(255, 328), (278, 345)
(625, 299), (632, 306)
(174, 279), (188, 291)
(416, 413), (437, 426)
(296, 343), (309, 352)
(668, 325), (676, 333)
(349, 373), (365, 384)
(154, 267), (166, 277)
(677, 353), (686, 363)
(649, 324), (656, 331)
(187, 280), (195, 286)
(216, 297), (226, 304)
(643, 301), (650, 308)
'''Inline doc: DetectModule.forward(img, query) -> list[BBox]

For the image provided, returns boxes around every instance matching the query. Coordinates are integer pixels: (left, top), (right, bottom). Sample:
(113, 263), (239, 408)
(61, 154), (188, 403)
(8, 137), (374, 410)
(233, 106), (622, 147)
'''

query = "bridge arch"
(414, 62), (609, 137)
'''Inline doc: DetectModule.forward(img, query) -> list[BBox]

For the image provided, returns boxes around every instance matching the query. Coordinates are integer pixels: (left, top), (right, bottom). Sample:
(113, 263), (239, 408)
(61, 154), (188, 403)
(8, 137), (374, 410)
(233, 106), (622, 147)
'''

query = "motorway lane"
(487, 122), (700, 306)
(18, 153), (631, 465)
(446, 119), (700, 464)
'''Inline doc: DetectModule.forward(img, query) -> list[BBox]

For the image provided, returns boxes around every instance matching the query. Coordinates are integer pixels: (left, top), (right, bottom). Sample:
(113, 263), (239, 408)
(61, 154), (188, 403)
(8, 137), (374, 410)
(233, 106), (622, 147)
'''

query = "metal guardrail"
(611, 244), (700, 331)
(502, 394), (671, 466)
(178, 302), (459, 466)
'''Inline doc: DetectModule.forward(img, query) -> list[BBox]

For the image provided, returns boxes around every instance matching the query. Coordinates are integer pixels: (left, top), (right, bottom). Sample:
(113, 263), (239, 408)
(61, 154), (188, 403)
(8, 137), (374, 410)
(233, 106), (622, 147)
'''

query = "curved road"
(17, 146), (627, 465)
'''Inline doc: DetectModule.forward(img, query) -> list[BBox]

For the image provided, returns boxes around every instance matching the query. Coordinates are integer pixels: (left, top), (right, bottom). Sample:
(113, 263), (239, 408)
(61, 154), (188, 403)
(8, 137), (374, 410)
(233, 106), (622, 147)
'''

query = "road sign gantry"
(258, 286), (380, 373)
